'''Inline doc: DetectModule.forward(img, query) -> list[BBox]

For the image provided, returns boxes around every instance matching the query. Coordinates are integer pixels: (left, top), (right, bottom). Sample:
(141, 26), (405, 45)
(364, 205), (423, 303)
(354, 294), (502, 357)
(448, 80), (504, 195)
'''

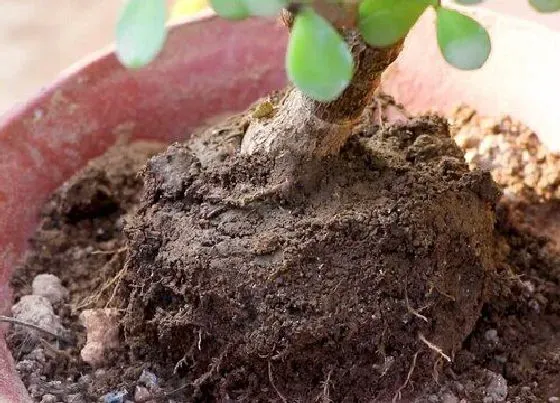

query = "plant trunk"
(240, 28), (403, 165)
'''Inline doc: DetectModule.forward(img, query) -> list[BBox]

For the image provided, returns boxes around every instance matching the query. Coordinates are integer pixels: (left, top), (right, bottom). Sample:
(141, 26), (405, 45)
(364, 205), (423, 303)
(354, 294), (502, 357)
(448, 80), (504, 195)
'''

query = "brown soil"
(8, 141), (165, 402)
(6, 101), (560, 402)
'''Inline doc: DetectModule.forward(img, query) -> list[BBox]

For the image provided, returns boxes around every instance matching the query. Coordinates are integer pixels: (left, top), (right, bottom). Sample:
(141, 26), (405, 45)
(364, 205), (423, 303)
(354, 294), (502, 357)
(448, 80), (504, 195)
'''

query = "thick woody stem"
(240, 6), (403, 161)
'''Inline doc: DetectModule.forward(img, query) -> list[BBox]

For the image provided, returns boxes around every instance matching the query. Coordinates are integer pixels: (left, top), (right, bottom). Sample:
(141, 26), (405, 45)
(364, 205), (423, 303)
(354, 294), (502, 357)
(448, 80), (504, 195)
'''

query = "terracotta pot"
(0, 7), (558, 402)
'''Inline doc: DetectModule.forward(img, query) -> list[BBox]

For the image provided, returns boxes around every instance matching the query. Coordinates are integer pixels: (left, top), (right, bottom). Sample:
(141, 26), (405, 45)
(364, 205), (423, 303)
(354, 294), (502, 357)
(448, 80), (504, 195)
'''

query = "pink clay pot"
(0, 7), (559, 402)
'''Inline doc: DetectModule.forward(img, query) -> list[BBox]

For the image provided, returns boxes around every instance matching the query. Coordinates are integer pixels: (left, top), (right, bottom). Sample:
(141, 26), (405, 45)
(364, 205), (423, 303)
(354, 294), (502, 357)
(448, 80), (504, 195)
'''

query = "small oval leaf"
(243, 0), (286, 16)
(286, 8), (353, 102)
(436, 8), (491, 70)
(209, 0), (249, 20)
(116, 0), (167, 69)
(359, 0), (432, 47)
(529, 0), (560, 12)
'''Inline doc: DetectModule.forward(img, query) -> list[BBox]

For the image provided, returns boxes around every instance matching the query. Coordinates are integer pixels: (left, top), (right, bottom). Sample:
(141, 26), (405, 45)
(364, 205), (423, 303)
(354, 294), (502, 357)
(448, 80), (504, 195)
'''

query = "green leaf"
(359, 0), (432, 47)
(436, 7), (491, 70)
(116, 0), (167, 69)
(209, 0), (249, 20)
(529, 0), (560, 12)
(243, 0), (287, 16)
(286, 8), (353, 102)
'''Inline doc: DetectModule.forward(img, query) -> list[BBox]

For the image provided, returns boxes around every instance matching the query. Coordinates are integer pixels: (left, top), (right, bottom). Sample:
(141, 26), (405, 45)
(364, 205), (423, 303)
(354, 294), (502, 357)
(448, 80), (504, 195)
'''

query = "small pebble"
(528, 299), (540, 313)
(134, 386), (152, 402)
(78, 374), (91, 385)
(80, 308), (120, 367)
(485, 370), (508, 402)
(11, 295), (63, 339)
(485, 329), (499, 344)
(549, 397), (559, 403)
(103, 390), (127, 403)
(32, 274), (68, 305)
(24, 348), (46, 363)
(139, 369), (158, 389)
(15, 360), (38, 374)
(40, 395), (57, 403)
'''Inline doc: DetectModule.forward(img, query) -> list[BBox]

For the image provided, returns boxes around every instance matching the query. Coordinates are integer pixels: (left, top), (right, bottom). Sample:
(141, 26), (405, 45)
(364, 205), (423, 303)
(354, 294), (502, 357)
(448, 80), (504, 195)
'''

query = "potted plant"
(0, 1), (559, 401)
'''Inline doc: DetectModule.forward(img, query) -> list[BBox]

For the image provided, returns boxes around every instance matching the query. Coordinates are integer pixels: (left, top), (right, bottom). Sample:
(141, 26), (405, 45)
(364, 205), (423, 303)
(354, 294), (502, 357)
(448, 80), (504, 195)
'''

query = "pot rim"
(1, 4), (558, 131)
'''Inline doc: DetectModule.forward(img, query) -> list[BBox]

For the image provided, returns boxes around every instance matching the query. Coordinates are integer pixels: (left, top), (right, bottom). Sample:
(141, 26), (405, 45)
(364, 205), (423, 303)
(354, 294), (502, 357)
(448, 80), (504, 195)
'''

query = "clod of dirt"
(32, 274), (68, 306)
(79, 308), (120, 367)
(11, 295), (63, 344)
(122, 113), (499, 401)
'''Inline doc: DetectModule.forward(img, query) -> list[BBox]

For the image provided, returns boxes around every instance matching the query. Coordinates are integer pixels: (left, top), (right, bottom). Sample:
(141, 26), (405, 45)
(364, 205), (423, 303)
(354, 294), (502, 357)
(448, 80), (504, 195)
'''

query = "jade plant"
(116, 0), (559, 102)
(115, 0), (558, 183)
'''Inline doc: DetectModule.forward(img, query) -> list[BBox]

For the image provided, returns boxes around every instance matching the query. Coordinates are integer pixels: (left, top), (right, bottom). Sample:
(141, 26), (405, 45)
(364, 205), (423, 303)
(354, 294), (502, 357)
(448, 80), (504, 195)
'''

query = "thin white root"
(418, 333), (451, 363)
(268, 361), (288, 403)
(314, 369), (333, 403)
(392, 351), (419, 403)
(404, 288), (429, 323)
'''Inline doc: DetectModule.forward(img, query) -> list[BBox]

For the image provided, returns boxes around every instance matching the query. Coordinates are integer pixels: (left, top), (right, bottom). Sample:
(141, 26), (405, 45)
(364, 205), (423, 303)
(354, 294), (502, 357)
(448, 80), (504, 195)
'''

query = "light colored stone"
(139, 369), (158, 390)
(485, 370), (508, 402)
(11, 295), (62, 338)
(32, 274), (68, 305)
(485, 329), (499, 344)
(40, 395), (57, 403)
(134, 386), (153, 402)
(79, 308), (120, 367)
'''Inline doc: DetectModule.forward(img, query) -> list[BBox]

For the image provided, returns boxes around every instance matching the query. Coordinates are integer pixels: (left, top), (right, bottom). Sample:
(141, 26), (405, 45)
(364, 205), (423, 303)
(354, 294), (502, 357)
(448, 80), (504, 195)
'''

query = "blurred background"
(0, 0), (557, 116)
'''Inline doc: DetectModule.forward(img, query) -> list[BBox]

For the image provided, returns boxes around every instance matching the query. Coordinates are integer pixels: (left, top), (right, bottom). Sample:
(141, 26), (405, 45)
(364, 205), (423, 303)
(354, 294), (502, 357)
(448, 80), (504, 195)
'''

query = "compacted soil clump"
(6, 101), (560, 402)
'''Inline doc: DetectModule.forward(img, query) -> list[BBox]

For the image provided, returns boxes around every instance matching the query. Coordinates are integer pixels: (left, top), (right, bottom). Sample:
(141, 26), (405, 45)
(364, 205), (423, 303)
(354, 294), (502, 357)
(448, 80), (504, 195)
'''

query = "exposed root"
(192, 348), (228, 393)
(0, 315), (72, 344)
(268, 361), (288, 403)
(392, 351), (419, 403)
(173, 355), (189, 375)
(75, 248), (127, 310)
(404, 286), (429, 323)
(314, 369), (334, 403)
(432, 357), (443, 384)
(104, 266), (128, 308)
(90, 247), (128, 255)
(418, 333), (451, 363)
